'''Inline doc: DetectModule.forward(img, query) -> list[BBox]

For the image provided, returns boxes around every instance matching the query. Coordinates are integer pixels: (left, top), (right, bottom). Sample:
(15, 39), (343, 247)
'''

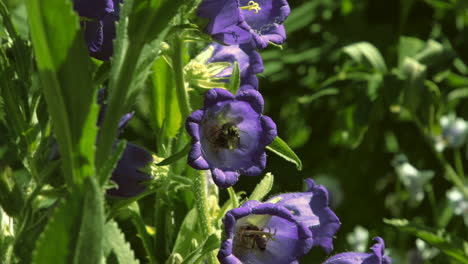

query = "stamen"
(240, 1), (261, 14)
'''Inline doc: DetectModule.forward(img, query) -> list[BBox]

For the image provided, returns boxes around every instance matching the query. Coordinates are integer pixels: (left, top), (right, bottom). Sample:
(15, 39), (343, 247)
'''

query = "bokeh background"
(2, 0), (467, 263)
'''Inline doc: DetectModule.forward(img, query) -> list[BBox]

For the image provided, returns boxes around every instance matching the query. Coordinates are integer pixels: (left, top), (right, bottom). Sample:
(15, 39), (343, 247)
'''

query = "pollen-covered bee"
(237, 224), (276, 251)
(206, 122), (241, 150)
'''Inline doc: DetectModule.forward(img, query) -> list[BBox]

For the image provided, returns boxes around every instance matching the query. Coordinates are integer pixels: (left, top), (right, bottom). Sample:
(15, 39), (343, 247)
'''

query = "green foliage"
(266, 137), (303, 170)
(249, 173), (274, 202)
(32, 178), (103, 264)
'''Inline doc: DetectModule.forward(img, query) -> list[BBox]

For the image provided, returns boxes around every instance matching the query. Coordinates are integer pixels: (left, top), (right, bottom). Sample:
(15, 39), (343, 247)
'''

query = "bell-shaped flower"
(322, 237), (391, 264)
(107, 143), (154, 197)
(266, 179), (341, 253)
(218, 200), (313, 264)
(186, 88), (276, 188)
(72, 0), (118, 60)
(197, 0), (290, 49)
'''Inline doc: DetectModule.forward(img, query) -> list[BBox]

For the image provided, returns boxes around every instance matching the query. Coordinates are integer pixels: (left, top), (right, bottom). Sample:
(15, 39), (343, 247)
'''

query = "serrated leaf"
(227, 61), (240, 94)
(103, 220), (139, 264)
(32, 178), (104, 264)
(249, 173), (274, 202)
(26, 0), (98, 185)
(385, 219), (468, 263)
(343, 42), (387, 73)
(266, 137), (302, 170)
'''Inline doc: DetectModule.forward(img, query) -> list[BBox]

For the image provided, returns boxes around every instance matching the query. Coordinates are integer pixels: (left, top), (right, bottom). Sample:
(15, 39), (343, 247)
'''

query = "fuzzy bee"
(205, 122), (241, 150)
(237, 224), (277, 251)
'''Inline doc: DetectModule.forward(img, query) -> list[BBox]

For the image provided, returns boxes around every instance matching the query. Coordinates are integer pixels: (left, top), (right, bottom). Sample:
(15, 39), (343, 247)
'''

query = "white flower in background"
(435, 115), (468, 152)
(1, 208), (14, 237)
(415, 239), (439, 260)
(446, 187), (468, 226)
(392, 154), (434, 204)
(346, 225), (369, 252)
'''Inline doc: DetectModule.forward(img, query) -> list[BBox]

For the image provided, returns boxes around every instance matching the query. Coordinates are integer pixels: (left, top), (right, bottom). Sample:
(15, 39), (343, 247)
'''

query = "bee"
(205, 122), (240, 150)
(237, 224), (276, 251)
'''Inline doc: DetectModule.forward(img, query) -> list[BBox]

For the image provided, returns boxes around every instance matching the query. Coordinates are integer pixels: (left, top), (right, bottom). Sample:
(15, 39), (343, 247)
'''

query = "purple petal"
(73, 0), (114, 19)
(268, 179), (341, 253)
(107, 143), (153, 198)
(322, 237), (391, 264)
(211, 168), (240, 188)
(219, 202), (313, 264)
(235, 89), (264, 114)
(260, 116), (277, 146)
(204, 88), (235, 108)
(188, 142), (210, 170)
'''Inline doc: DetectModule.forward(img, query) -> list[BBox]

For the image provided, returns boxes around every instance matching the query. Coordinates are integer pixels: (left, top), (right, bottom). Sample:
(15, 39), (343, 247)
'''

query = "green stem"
(413, 119), (468, 198)
(191, 169), (217, 264)
(227, 187), (239, 209)
(171, 34), (191, 120)
(95, 43), (143, 184)
(454, 149), (465, 182)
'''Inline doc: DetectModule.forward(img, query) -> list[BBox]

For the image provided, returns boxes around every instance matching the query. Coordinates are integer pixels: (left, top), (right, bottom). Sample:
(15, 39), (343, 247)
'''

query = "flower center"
(240, 1), (261, 14)
(206, 123), (240, 150)
(234, 224), (276, 251)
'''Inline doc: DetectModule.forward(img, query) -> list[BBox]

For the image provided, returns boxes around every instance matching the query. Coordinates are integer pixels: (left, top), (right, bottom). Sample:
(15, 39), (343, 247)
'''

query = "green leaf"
(103, 220), (139, 264)
(150, 57), (181, 143)
(97, 140), (126, 186)
(298, 88), (339, 104)
(401, 57), (427, 116)
(96, 0), (186, 174)
(266, 137), (302, 170)
(171, 208), (198, 258)
(227, 61), (240, 94)
(156, 143), (190, 166)
(249, 173), (274, 202)
(343, 42), (387, 73)
(182, 234), (220, 264)
(385, 219), (468, 264)
(26, 0), (98, 185)
(32, 178), (104, 264)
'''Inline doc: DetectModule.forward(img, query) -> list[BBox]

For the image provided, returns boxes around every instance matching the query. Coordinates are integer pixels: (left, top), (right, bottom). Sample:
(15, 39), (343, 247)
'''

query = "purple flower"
(198, 0), (290, 49)
(99, 89), (153, 197)
(186, 88), (277, 188)
(107, 143), (153, 198)
(218, 200), (313, 264)
(267, 179), (341, 253)
(207, 43), (264, 90)
(322, 237), (391, 264)
(72, 0), (118, 60)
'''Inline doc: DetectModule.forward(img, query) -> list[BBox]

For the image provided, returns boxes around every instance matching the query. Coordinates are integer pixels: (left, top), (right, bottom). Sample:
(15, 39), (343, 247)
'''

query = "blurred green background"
(122, 0), (467, 262)
(2, 0), (467, 263)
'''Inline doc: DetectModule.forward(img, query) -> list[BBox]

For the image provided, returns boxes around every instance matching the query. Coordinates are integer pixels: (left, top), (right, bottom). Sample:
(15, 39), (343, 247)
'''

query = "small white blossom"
(446, 187), (468, 226)
(435, 115), (468, 151)
(392, 155), (434, 203)
(346, 225), (369, 252)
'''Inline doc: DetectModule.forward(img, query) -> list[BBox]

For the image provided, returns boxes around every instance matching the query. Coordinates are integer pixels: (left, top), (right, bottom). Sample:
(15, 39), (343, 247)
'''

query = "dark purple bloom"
(72, 0), (118, 60)
(198, 0), (290, 49)
(322, 237), (391, 264)
(107, 143), (153, 198)
(218, 200), (313, 264)
(207, 42), (264, 90)
(186, 88), (277, 188)
(267, 179), (341, 253)
(99, 89), (152, 197)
